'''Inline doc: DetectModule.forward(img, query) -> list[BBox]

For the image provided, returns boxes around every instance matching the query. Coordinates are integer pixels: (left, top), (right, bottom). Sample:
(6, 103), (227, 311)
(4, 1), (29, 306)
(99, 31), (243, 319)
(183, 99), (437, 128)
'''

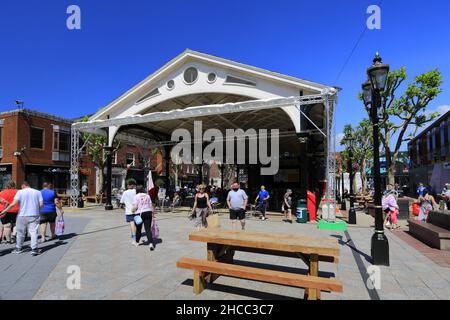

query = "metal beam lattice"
(324, 92), (337, 221)
(70, 127), (80, 207)
(70, 92), (337, 207)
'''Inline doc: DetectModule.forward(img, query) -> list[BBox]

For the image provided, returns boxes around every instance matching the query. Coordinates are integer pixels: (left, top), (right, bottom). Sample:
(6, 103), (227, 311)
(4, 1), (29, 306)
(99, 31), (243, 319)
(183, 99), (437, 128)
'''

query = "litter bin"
(296, 199), (308, 223)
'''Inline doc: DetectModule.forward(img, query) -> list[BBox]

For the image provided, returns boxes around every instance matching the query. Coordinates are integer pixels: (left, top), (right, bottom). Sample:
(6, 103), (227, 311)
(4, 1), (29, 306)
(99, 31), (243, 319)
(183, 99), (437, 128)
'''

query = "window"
(207, 73), (217, 83)
(184, 67), (198, 84)
(167, 80), (175, 90)
(53, 131), (70, 152)
(126, 153), (135, 166)
(0, 126), (3, 148)
(136, 88), (160, 104)
(30, 127), (44, 149)
(224, 75), (256, 86)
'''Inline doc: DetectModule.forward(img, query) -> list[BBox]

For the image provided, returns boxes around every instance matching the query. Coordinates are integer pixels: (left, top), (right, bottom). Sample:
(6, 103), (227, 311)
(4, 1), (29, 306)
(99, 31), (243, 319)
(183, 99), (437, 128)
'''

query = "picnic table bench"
(177, 229), (342, 300)
(356, 195), (373, 209)
(57, 194), (70, 206)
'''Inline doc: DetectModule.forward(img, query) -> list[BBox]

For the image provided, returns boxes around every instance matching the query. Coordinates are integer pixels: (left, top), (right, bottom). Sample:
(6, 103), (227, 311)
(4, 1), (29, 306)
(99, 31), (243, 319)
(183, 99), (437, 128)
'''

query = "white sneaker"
(149, 243), (155, 251)
(131, 241), (139, 246)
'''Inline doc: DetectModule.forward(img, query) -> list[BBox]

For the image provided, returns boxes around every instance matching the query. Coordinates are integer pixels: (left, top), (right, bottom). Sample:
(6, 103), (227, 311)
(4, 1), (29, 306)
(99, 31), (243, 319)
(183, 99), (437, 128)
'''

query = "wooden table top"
(189, 229), (340, 257)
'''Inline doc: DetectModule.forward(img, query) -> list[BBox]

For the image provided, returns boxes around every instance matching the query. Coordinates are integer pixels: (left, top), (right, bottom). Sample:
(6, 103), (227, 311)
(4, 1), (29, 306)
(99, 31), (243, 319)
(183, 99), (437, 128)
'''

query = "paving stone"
(1, 207), (447, 300)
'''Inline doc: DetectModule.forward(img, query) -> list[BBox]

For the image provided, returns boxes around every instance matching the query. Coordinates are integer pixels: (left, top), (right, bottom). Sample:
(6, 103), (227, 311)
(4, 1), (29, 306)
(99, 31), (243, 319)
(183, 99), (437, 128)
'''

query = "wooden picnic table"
(57, 194), (70, 206)
(178, 229), (342, 300)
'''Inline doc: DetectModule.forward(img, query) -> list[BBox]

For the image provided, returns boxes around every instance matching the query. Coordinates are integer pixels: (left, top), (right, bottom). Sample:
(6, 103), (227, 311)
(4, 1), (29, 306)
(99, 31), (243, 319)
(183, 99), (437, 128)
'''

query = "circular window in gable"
(184, 67), (198, 84)
(167, 80), (175, 90)
(207, 73), (217, 83)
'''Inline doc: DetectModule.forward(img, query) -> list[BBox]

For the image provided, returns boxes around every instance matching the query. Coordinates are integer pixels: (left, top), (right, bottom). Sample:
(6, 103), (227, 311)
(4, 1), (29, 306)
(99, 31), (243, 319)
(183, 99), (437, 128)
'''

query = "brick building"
(0, 108), (72, 192)
(0, 108), (223, 197)
(408, 109), (450, 194)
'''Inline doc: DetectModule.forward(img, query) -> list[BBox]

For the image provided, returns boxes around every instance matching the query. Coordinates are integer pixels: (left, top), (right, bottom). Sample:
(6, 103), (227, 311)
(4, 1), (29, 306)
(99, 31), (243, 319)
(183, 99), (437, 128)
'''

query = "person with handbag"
(132, 185), (155, 251)
(191, 184), (213, 230)
(39, 183), (60, 243)
(417, 190), (438, 222)
(382, 189), (400, 229)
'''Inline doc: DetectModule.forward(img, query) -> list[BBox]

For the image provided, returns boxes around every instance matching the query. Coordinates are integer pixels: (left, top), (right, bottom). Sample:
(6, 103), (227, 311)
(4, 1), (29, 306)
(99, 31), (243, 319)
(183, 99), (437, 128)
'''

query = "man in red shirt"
(0, 181), (20, 243)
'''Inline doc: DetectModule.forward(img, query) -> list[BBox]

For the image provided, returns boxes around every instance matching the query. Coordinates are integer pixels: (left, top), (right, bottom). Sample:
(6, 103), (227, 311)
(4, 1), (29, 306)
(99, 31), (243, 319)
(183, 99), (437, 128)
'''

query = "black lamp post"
(341, 171), (347, 210)
(362, 52), (390, 266)
(343, 133), (357, 225)
(104, 146), (114, 211)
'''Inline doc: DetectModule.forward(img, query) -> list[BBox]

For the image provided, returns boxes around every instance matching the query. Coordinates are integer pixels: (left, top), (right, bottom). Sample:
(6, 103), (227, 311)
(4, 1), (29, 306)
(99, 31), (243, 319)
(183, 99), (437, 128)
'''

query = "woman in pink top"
(132, 185), (155, 251)
(382, 190), (399, 229)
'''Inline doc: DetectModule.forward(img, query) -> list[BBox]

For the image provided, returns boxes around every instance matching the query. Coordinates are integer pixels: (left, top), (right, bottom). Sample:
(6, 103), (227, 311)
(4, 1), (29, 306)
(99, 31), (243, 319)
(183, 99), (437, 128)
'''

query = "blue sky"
(1, 0), (449, 151)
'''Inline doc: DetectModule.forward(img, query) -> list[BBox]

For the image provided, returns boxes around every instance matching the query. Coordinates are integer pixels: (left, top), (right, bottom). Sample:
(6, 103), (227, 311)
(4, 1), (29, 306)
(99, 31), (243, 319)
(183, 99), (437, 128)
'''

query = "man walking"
(227, 183), (248, 230)
(254, 185), (270, 221)
(120, 179), (137, 245)
(0, 181), (43, 256)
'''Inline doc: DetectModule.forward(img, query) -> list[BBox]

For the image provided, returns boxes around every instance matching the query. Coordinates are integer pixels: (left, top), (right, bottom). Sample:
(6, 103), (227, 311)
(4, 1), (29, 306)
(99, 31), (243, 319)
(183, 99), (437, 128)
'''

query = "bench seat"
(177, 257), (343, 300)
(408, 219), (450, 250)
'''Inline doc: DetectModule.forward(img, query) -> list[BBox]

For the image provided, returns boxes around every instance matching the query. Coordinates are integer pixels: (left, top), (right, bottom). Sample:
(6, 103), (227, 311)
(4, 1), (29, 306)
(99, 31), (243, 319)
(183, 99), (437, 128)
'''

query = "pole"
(220, 164), (224, 189)
(104, 146), (113, 211)
(341, 171), (346, 210)
(348, 146), (357, 224)
(370, 90), (389, 265)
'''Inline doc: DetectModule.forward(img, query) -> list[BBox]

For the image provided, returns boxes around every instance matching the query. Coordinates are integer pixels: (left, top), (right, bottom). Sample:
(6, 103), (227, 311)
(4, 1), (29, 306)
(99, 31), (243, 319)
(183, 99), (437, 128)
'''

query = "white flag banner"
(147, 171), (154, 191)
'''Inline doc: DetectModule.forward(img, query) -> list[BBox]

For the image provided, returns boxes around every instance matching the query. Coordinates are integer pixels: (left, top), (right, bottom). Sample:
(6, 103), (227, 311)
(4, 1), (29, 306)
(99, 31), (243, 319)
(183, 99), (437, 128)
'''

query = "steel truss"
(70, 92), (337, 207)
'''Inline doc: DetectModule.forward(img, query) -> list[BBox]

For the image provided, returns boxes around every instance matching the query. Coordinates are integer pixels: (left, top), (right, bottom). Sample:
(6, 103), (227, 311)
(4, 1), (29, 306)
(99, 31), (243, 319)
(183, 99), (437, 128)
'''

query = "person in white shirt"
(0, 181), (43, 256)
(120, 179), (137, 245)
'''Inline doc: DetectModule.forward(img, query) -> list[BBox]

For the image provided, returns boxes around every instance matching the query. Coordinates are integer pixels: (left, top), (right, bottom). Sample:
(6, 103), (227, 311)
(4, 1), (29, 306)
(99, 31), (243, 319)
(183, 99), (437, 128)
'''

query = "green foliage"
(359, 67), (443, 183)
(340, 120), (373, 171)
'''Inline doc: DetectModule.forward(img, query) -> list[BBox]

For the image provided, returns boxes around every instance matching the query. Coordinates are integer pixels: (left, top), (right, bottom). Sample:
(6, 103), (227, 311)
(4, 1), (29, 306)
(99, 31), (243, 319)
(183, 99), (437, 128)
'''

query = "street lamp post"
(104, 146), (114, 211)
(341, 171), (347, 210)
(343, 133), (357, 225)
(362, 53), (390, 266)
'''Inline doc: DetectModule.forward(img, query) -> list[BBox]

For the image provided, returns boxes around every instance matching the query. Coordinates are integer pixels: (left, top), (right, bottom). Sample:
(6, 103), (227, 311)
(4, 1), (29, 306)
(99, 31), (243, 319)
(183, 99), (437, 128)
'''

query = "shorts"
(126, 214), (139, 223)
(40, 212), (57, 224)
(0, 212), (18, 225)
(230, 208), (246, 221)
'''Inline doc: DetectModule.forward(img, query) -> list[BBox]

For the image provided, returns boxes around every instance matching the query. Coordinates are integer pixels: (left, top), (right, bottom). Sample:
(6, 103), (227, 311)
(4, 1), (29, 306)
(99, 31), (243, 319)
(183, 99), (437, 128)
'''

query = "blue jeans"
(259, 201), (268, 217)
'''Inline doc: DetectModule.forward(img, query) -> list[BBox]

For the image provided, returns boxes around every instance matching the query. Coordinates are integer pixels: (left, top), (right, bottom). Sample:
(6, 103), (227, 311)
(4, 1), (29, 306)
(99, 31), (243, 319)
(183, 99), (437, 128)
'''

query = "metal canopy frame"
(70, 92), (337, 207)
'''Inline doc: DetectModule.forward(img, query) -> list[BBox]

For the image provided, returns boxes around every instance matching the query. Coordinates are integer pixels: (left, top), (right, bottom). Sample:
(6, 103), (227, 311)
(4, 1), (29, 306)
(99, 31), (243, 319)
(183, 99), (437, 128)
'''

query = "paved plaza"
(1, 206), (449, 300)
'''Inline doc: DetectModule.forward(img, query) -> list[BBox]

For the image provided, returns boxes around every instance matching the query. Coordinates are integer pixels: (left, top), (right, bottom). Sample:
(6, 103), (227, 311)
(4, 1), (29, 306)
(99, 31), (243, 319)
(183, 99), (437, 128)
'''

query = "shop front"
(25, 165), (70, 193)
(0, 164), (12, 190)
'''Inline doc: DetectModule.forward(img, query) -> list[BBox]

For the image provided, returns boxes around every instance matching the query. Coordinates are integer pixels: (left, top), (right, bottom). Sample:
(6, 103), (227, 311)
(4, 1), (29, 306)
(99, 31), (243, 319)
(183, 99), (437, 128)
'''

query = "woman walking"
(282, 189), (293, 223)
(132, 185), (155, 251)
(382, 189), (400, 229)
(39, 183), (61, 242)
(192, 184), (212, 230)
(417, 190), (438, 222)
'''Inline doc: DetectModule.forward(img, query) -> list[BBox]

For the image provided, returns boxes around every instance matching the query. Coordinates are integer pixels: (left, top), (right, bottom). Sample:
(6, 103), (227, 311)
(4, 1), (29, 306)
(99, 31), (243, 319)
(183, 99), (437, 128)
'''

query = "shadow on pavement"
(40, 240), (69, 253)
(181, 279), (298, 300)
(233, 259), (336, 278)
(331, 234), (373, 264)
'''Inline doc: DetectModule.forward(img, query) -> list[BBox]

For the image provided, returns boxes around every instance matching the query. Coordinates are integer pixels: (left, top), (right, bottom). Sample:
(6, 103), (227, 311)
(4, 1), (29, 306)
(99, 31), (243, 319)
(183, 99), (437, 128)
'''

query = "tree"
(341, 119), (373, 193)
(77, 116), (122, 194)
(361, 68), (443, 184)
